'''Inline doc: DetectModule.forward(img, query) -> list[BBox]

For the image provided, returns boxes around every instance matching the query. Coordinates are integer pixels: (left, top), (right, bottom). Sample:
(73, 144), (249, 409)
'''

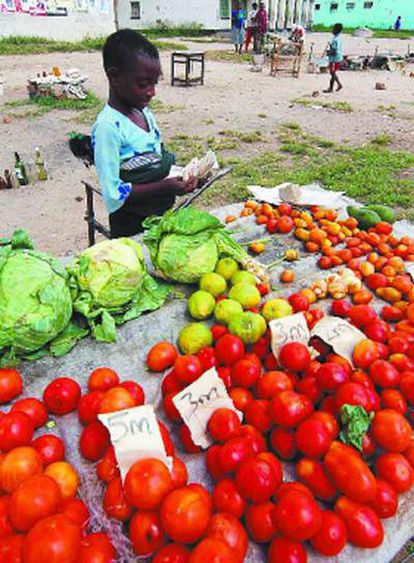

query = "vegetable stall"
(1, 200), (414, 562)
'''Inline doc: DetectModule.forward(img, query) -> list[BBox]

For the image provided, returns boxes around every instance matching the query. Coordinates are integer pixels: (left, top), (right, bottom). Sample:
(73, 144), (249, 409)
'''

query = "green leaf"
(91, 311), (117, 343)
(10, 229), (34, 250)
(49, 323), (89, 356)
(339, 404), (374, 451)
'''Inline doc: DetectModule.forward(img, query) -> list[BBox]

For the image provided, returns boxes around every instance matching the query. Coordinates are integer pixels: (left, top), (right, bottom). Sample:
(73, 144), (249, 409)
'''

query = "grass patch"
(281, 121), (302, 131)
(202, 118), (215, 125)
(312, 25), (414, 39)
(293, 98), (353, 113)
(167, 133), (205, 164)
(258, 113), (267, 119)
(206, 50), (252, 63)
(143, 23), (206, 38)
(371, 133), (392, 146)
(150, 99), (185, 113)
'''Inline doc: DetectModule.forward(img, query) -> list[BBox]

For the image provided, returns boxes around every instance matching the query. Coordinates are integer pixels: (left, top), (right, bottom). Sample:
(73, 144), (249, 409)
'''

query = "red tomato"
(206, 512), (248, 562)
(197, 347), (217, 371)
(179, 424), (202, 454)
(59, 497), (90, 530)
(215, 335), (245, 367)
(0, 369), (23, 404)
(174, 355), (203, 385)
(169, 457), (187, 489)
(212, 479), (246, 519)
(88, 367), (119, 392)
(159, 420), (175, 457)
(371, 409), (411, 452)
(231, 355), (261, 387)
(120, 381), (145, 406)
(147, 342), (178, 372)
(362, 432), (377, 458)
(270, 428), (297, 460)
(296, 419), (331, 459)
(153, 543), (190, 563)
(244, 400), (272, 433)
(162, 393), (182, 424)
(279, 342), (311, 372)
(103, 477), (133, 521)
(335, 382), (372, 412)
(277, 216), (294, 233)
(405, 442), (414, 469)
(315, 362), (349, 392)
(270, 390), (313, 428)
(129, 510), (165, 557)
(349, 305), (377, 328)
(0, 496), (13, 539)
(44, 461), (79, 500)
(188, 538), (237, 563)
(268, 537), (307, 563)
(0, 447), (42, 493)
(212, 325), (228, 343)
(369, 360), (400, 388)
(400, 371), (414, 404)
(375, 452), (414, 493)
(43, 378), (81, 415)
(229, 388), (254, 412)
(256, 371), (293, 399)
(380, 389), (408, 415)
(235, 457), (279, 502)
(161, 370), (183, 397)
(79, 421), (110, 461)
(208, 408), (241, 442)
(11, 398), (48, 429)
(368, 479), (398, 519)
(240, 425), (266, 454)
(309, 412), (339, 440)
(206, 445), (226, 480)
(219, 436), (254, 474)
(96, 446), (119, 483)
(245, 501), (277, 543)
(31, 434), (65, 466)
(274, 482), (314, 502)
(0, 412), (34, 451)
(0, 533), (24, 563)
(352, 339), (379, 370)
(310, 510), (347, 556)
(274, 490), (322, 541)
(330, 299), (352, 318)
(160, 485), (212, 544)
(98, 386), (135, 414)
(295, 376), (323, 404)
(77, 391), (104, 425)
(388, 335), (410, 354)
(78, 532), (116, 563)
(335, 496), (384, 548)
(9, 474), (61, 532)
(125, 458), (172, 510)
(296, 458), (337, 502)
(22, 514), (81, 563)
(217, 366), (232, 389)
(288, 293), (310, 313)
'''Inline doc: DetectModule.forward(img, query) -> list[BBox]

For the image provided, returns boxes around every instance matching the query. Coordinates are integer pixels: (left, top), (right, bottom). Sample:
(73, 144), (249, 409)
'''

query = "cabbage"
(143, 208), (267, 284)
(0, 230), (75, 365)
(69, 238), (170, 342)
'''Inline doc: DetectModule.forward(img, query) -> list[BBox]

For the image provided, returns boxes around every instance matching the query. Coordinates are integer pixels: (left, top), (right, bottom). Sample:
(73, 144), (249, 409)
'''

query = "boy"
(245, 2), (258, 52)
(324, 23), (343, 93)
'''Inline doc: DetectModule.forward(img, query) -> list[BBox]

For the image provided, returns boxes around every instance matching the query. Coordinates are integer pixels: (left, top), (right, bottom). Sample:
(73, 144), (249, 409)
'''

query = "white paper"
(406, 263), (414, 281)
(270, 312), (311, 359)
(311, 316), (365, 366)
(247, 183), (345, 208)
(173, 367), (242, 449)
(98, 405), (171, 481)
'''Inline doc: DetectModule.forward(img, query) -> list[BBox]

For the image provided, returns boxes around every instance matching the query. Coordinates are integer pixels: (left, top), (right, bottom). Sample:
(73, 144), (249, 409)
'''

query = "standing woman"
(324, 23), (344, 93)
(232, 2), (246, 55)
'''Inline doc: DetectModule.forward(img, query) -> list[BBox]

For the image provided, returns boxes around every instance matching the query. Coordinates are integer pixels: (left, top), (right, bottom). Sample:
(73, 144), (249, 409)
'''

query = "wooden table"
(171, 51), (205, 87)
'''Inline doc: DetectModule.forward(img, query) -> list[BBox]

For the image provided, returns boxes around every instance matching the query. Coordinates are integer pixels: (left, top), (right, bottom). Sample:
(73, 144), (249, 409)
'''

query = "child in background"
(324, 23), (343, 93)
(245, 2), (258, 52)
(232, 2), (246, 54)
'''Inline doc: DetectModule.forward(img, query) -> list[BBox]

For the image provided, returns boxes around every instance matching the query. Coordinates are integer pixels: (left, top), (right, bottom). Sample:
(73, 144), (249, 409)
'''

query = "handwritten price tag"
(270, 312), (310, 358)
(311, 316), (365, 365)
(173, 368), (242, 449)
(98, 405), (171, 481)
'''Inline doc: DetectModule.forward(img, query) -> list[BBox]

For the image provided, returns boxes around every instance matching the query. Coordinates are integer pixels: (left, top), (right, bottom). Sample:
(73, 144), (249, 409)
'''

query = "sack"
(120, 147), (176, 184)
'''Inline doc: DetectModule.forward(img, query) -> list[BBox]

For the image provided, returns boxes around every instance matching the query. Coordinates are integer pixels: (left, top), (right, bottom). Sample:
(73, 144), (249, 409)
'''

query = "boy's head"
(332, 23), (343, 35)
(252, 2), (258, 8)
(103, 29), (161, 109)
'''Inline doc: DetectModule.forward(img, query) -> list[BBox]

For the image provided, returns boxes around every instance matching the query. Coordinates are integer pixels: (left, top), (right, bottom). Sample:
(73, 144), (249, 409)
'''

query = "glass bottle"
(35, 147), (48, 181)
(14, 152), (29, 186)
(4, 169), (20, 189)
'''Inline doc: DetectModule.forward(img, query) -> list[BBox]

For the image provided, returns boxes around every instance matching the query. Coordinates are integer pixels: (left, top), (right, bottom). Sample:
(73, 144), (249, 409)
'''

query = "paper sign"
(247, 183), (345, 208)
(270, 312), (310, 358)
(406, 263), (414, 281)
(98, 405), (171, 481)
(173, 367), (242, 449)
(311, 316), (365, 365)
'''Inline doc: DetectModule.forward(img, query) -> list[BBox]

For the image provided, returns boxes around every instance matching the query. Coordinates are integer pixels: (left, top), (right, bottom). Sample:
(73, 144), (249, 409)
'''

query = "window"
(130, 1), (140, 19)
(346, 2), (355, 9)
(315, 3), (321, 9)
(330, 3), (338, 11)
(220, 0), (230, 19)
(364, 1), (373, 7)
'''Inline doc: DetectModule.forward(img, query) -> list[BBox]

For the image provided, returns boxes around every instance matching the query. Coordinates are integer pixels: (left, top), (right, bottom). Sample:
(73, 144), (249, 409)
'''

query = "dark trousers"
(109, 197), (175, 238)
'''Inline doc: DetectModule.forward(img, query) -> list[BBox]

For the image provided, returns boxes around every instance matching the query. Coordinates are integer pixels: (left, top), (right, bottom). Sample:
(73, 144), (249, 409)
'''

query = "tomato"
(0, 533), (24, 563)
(335, 382), (372, 412)
(372, 409), (411, 452)
(349, 305), (377, 328)
(11, 398), (47, 429)
(245, 501), (277, 543)
(103, 476), (133, 521)
(389, 334), (410, 354)
(120, 381), (145, 406)
(279, 342), (311, 372)
(147, 342), (178, 372)
(296, 458), (337, 502)
(43, 378), (81, 415)
(98, 386), (135, 414)
(400, 371), (414, 404)
(274, 490), (322, 541)
(153, 543), (190, 563)
(0, 496), (12, 539)
(212, 325), (228, 343)
(335, 496), (384, 548)
(129, 510), (165, 556)
(268, 537), (307, 563)
(162, 393), (182, 424)
(169, 457), (187, 489)
(256, 371), (293, 399)
(160, 485), (212, 544)
(219, 436), (253, 473)
(368, 479), (398, 519)
(215, 335), (245, 367)
(60, 498), (90, 530)
(197, 347), (217, 371)
(179, 424), (202, 454)
(288, 293), (310, 313)
(295, 419), (331, 459)
(310, 510), (347, 556)
(270, 428), (297, 460)
(330, 299), (352, 318)
(231, 355), (261, 388)
(244, 400), (272, 433)
(362, 432), (377, 458)
(274, 481), (314, 502)
(240, 424), (266, 454)
(9, 474), (61, 532)
(125, 458), (172, 510)
(352, 339), (379, 369)
(217, 367), (232, 389)
(22, 514), (81, 563)
(0, 369), (23, 404)
(277, 215), (294, 233)
(270, 390), (313, 428)
(229, 388), (253, 412)
(77, 391), (104, 426)
(309, 412), (339, 440)
(162, 370), (183, 397)
(31, 434), (65, 465)
(208, 408), (241, 442)
(366, 273), (388, 291)
(324, 441), (377, 502)
(315, 362), (348, 393)
(88, 367), (119, 392)
(1, 447), (42, 493)
(235, 457), (279, 502)
(44, 461), (79, 500)
(369, 360), (400, 388)
(0, 411), (34, 451)
(188, 538), (237, 563)
(375, 452), (414, 493)
(78, 533), (116, 563)
(157, 420), (175, 458)
(79, 421), (110, 461)
(96, 446), (119, 483)
(380, 389), (408, 414)
(212, 479), (246, 519)
(206, 512), (248, 562)
(174, 356), (203, 385)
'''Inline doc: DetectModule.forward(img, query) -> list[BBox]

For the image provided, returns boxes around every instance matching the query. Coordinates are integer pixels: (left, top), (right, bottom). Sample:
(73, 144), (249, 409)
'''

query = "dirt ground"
(1, 32), (414, 255)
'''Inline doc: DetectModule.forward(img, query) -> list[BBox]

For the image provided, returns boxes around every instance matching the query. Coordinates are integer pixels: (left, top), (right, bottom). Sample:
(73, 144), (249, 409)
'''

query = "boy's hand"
(165, 177), (198, 195)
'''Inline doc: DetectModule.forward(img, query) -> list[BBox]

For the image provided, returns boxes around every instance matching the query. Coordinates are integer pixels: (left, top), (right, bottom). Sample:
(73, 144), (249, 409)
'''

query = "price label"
(311, 316), (365, 365)
(98, 405), (170, 481)
(270, 312), (310, 358)
(406, 263), (414, 281)
(173, 368), (242, 449)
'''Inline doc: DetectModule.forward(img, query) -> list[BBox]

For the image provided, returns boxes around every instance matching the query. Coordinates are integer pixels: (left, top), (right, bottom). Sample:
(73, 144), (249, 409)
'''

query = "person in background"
(231, 2), (246, 54)
(324, 23), (343, 93)
(255, 1), (268, 54)
(245, 2), (258, 52)
(92, 29), (196, 238)
(290, 23), (306, 44)
(394, 16), (402, 31)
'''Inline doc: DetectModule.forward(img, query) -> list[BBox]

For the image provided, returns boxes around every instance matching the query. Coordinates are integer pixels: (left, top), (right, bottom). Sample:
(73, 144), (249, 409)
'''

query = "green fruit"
(230, 271), (257, 286)
(229, 283), (261, 309)
(346, 206), (381, 230)
(262, 298), (293, 321)
(199, 272), (227, 297)
(215, 258), (239, 281)
(365, 205), (395, 224)
(228, 311), (267, 344)
(214, 299), (243, 325)
(178, 323), (213, 355)
(188, 290), (216, 320)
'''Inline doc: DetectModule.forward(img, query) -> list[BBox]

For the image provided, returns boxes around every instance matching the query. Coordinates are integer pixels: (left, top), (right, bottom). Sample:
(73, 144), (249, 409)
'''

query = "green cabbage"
(0, 230), (75, 365)
(69, 238), (170, 342)
(143, 208), (259, 284)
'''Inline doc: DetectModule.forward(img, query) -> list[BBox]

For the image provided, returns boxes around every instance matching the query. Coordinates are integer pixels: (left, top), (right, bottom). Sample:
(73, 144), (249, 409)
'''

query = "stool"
(82, 181), (110, 246)
(171, 51), (205, 87)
